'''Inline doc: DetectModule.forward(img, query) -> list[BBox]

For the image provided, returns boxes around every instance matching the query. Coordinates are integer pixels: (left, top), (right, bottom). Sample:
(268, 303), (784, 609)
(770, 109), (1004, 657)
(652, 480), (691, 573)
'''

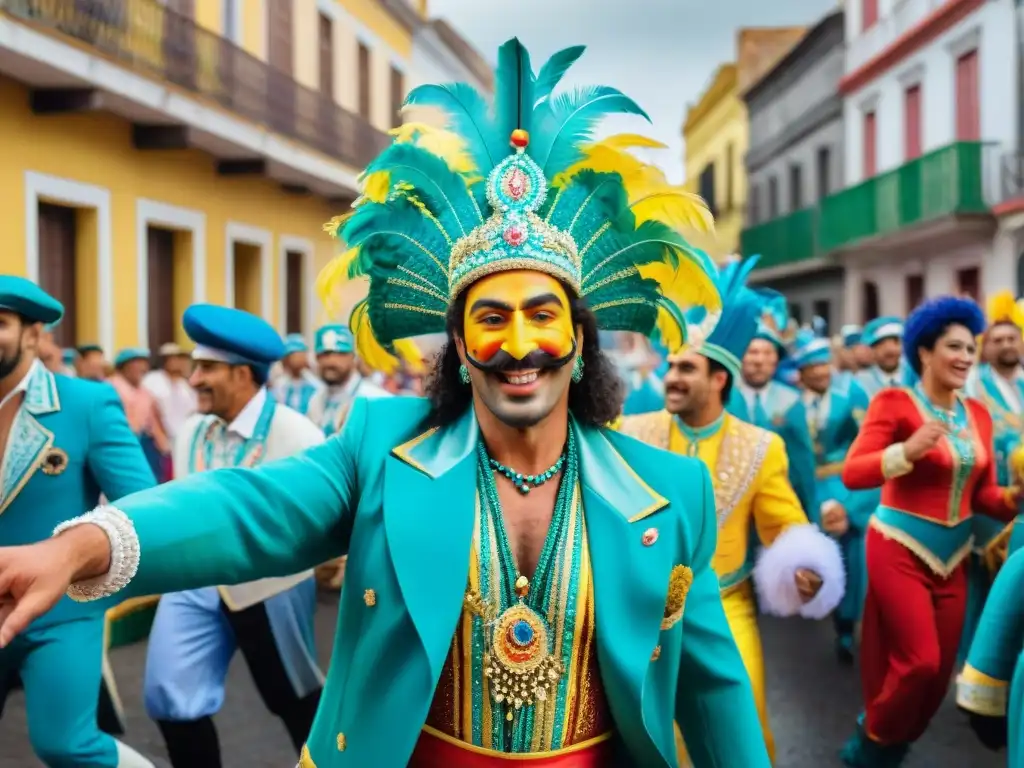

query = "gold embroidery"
(868, 517), (974, 577)
(650, 645), (661, 661)
(336, 733), (347, 751)
(713, 419), (772, 526)
(881, 443), (913, 479)
(363, 589), (376, 607)
(957, 664), (1009, 717)
(662, 565), (693, 630)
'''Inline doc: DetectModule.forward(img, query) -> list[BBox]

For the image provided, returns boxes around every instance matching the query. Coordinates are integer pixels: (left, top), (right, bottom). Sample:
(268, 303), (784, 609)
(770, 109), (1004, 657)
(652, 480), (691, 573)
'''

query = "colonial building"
(741, 10), (846, 331)
(0, 0), (420, 354)
(835, 0), (1015, 321)
(683, 27), (807, 261)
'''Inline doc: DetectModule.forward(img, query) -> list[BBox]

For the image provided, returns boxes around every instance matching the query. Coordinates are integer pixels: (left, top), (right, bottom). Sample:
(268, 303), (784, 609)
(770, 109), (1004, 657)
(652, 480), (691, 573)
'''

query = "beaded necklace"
(673, 412), (725, 457)
(477, 429), (577, 751)
(913, 382), (976, 520)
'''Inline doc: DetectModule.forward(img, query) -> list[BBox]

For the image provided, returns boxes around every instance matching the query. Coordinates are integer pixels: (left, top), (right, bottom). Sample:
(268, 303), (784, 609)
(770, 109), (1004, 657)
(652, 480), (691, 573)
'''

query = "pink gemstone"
(642, 528), (659, 546)
(503, 226), (526, 246)
(507, 168), (527, 199)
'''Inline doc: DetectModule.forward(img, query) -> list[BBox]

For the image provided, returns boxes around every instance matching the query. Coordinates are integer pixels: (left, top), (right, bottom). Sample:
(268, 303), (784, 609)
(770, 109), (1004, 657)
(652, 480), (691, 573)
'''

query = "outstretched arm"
(675, 464), (771, 768)
(68, 398), (369, 601)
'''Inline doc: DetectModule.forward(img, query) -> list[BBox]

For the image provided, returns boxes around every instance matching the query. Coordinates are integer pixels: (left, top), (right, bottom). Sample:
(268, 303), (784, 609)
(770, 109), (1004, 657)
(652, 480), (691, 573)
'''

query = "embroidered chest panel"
(712, 420), (771, 527)
(424, 490), (611, 751)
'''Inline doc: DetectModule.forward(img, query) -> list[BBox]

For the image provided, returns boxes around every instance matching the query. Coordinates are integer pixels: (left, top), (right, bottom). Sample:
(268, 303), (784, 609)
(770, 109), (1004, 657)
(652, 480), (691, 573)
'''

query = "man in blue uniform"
(855, 316), (912, 397)
(0, 276), (155, 767)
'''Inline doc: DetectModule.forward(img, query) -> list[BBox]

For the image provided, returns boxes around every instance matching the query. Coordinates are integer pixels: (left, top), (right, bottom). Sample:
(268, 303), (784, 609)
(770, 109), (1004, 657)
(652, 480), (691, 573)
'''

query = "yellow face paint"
(463, 271), (575, 365)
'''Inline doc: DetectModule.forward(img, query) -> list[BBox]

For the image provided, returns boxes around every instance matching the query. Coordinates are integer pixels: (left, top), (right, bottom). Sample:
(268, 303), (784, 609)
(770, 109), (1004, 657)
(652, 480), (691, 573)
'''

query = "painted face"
(460, 270), (578, 429)
(463, 271), (576, 371)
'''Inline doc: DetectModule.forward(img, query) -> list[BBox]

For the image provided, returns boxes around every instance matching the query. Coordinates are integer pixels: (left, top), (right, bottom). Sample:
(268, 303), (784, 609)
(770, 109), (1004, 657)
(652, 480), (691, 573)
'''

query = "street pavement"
(0, 591), (1004, 767)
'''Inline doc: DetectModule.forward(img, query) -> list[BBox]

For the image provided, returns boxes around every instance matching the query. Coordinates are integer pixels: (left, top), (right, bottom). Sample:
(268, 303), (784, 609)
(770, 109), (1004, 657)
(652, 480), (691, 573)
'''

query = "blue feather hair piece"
(318, 38), (722, 369)
(903, 295), (984, 374)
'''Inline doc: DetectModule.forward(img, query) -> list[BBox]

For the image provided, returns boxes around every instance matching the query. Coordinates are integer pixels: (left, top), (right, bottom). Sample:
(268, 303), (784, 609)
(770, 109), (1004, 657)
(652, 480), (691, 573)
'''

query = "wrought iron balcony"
(3, 0), (390, 170)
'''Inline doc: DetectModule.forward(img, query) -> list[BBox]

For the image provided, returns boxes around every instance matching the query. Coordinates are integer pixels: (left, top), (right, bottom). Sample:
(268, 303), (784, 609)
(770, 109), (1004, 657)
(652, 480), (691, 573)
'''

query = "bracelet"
(881, 443), (914, 480)
(52, 506), (140, 602)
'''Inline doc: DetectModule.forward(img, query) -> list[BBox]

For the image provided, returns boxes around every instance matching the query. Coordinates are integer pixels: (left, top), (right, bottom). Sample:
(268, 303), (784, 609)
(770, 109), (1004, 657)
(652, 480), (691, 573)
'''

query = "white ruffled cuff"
(754, 523), (846, 620)
(52, 505), (140, 602)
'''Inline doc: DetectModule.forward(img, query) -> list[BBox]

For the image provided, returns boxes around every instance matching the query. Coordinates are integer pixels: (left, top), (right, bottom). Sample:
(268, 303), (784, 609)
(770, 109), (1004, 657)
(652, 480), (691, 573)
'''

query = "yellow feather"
(350, 303), (402, 375)
(362, 171), (391, 204)
(631, 190), (714, 234)
(636, 259), (722, 316)
(988, 290), (1024, 328)
(390, 121), (478, 175)
(654, 305), (685, 353)
(393, 338), (427, 375)
(315, 247), (364, 318)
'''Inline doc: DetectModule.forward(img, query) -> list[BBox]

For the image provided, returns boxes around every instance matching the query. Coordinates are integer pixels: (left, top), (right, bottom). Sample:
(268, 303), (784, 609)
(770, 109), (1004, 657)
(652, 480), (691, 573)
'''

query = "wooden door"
(905, 274), (924, 311)
(285, 251), (303, 334)
(904, 85), (922, 160)
(863, 111), (877, 178)
(37, 203), (77, 347)
(318, 12), (336, 147)
(390, 64), (404, 129)
(358, 42), (372, 120)
(862, 281), (879, 323)
(956, 50), (980, 141)
(957, 267), (980, 301)
(147, 227), (176, 349)
(267, 0), (295, 137)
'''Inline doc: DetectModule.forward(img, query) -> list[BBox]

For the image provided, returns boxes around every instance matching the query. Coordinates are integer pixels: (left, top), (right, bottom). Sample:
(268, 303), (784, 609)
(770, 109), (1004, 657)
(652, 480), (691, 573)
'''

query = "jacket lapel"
(575, 421), (675, 765)
(384, 408), (478, 685)
(0, 364), (59, 516)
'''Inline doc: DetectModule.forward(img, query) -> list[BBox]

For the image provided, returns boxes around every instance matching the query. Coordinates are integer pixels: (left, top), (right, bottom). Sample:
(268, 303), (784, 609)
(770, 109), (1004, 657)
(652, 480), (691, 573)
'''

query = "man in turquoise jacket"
(0, 276), (156, 767)
(0, 41), (769, 768)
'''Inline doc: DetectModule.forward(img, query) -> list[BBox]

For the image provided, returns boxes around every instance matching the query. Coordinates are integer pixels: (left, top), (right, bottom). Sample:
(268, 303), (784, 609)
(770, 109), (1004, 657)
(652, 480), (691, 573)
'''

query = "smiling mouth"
(498, 370), (540, 385)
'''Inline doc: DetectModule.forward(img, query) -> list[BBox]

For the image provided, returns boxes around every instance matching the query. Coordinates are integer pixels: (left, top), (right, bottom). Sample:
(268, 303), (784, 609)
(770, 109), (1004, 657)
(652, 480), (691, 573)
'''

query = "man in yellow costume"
(620, 256), (845, 762)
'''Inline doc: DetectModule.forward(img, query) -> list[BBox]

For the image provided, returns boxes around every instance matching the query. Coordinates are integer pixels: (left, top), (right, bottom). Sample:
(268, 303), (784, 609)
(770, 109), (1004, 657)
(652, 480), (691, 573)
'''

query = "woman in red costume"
(839, 296), (1020, 767)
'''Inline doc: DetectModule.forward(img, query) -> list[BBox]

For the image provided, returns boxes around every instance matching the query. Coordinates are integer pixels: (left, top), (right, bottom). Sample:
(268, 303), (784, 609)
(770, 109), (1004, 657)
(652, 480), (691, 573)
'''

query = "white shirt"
(142, 369), (197, 442)
(0, 359), (38, 412)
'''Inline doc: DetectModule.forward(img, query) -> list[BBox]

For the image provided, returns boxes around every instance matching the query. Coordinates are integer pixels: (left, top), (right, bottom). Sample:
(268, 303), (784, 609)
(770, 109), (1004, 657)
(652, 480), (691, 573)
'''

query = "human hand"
(0, 525), (110, 647)
(794, 568), (822, 602)
(903, 421), (948, 462)
(821, 503), (849, 537)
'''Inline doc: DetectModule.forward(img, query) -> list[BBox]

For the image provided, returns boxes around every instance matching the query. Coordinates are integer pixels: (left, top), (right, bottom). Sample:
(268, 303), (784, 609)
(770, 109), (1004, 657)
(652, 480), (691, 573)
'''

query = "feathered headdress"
(317, 39), (720, 369)
(683, 255), (763, 377)
(987, 290), (1024, 330)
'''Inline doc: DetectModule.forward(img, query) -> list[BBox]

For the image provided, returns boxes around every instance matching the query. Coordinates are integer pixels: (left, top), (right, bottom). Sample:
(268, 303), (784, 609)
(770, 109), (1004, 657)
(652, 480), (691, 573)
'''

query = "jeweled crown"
(449, 130), (580, 298)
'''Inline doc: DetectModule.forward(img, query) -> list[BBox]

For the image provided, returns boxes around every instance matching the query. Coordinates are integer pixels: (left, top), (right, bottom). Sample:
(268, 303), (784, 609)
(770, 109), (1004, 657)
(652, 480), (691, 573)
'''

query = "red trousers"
(860, 527), (967, 744)
(409, 730), (615, 767)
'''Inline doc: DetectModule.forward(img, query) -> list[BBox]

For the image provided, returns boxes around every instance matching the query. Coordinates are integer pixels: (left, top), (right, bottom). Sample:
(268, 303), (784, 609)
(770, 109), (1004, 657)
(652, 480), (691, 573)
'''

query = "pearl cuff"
(881, 443), (914, 480)
(52, 505), (140, 602)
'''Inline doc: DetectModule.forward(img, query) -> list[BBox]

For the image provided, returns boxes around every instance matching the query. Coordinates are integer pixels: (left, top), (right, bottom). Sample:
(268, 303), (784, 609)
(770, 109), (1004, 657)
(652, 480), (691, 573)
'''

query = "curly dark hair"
(425, 285), (625, 427)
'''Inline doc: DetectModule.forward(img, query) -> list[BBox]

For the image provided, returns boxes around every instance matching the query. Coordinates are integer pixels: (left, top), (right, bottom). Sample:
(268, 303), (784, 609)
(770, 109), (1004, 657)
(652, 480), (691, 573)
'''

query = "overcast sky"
(426, 0), (841, 183)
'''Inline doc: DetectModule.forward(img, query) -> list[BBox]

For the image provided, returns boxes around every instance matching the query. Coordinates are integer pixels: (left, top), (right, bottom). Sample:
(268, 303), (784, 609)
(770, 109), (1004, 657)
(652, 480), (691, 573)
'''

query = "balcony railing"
(740, 207), (816, 270)
(2, 0), (390, 169)
(742, 142), (994, 267)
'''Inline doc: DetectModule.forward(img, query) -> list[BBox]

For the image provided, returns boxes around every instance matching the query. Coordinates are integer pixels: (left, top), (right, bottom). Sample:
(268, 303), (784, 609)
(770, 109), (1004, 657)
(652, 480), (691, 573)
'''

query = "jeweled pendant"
(484, 604), (563, 713)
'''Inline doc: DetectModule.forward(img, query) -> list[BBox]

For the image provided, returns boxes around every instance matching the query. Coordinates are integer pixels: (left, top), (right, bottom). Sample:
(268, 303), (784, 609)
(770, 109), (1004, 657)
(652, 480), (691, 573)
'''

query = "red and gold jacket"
(842, 388), (1016, 576)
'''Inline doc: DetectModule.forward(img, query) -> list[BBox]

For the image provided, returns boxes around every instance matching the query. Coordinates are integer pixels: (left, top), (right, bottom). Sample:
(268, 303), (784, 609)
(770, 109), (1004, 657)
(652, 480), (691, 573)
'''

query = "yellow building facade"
(683, 64), (747, 262)
(0, 0), (418, 354)
(682, 28), (806, 262)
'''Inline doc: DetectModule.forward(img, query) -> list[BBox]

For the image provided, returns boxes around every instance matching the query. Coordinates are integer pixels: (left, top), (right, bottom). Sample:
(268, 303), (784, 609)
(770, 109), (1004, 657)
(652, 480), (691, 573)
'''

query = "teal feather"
(587, 277), (660, 334)
(581, 219), (713, 290)
(534, 46), (586, 103)
(343, 198), (450, 296)
(495, 38), (535, 137)
(546, 171), (628, 256)
(403, 82), (505, 174)
(531, 85), (650, 177)
(364, 143), (483, 237)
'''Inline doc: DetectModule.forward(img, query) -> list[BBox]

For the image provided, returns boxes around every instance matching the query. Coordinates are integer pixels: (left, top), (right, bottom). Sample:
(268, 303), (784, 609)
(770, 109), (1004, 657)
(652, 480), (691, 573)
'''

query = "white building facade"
(407, 18), (492, 124)
(837, 0), (1018, 322)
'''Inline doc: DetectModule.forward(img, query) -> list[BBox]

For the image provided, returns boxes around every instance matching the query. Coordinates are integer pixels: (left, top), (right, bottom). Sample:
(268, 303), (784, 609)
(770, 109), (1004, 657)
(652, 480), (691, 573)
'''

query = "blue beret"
(114, 347), (150, 368)
(283, 333), (308, 355)
(184, 304), (285, 366)
(0, 276), (63, 325)
(315, 324), (354, 355)
(904, 296), (984, 373)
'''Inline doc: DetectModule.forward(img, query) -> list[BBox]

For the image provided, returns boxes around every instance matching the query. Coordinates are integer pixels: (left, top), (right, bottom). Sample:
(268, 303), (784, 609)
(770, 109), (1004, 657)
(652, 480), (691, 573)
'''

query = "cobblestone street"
(0, 593), (1004, 767)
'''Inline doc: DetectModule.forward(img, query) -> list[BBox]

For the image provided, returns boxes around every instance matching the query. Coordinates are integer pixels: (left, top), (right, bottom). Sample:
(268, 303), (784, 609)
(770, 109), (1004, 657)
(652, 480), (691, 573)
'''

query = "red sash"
(409, 729), (615, 767)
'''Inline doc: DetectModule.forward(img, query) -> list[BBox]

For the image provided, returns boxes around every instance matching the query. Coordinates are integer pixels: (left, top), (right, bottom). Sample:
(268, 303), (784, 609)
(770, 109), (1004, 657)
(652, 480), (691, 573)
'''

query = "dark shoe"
(966, 712), (1008, 751)
(835, 633), (855, 665)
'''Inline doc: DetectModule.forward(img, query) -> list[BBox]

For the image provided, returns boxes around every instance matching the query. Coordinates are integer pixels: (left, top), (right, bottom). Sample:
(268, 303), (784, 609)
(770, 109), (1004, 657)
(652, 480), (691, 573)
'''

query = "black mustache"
(467, 339), (577, 374)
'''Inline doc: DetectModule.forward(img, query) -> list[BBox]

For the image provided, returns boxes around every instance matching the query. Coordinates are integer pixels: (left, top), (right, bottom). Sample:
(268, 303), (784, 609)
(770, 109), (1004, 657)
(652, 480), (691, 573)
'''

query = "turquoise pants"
(0, 616), (119, 767)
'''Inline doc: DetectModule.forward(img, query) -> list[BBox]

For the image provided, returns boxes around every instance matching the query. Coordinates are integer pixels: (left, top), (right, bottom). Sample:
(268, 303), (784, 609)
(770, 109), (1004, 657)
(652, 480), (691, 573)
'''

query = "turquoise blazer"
(813, 376), (875, 530)
(959, 548), (1024, 764)
(116, 397), (769, 767)
(0, 364), (155, 628)
(728, 383), (817, 516)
